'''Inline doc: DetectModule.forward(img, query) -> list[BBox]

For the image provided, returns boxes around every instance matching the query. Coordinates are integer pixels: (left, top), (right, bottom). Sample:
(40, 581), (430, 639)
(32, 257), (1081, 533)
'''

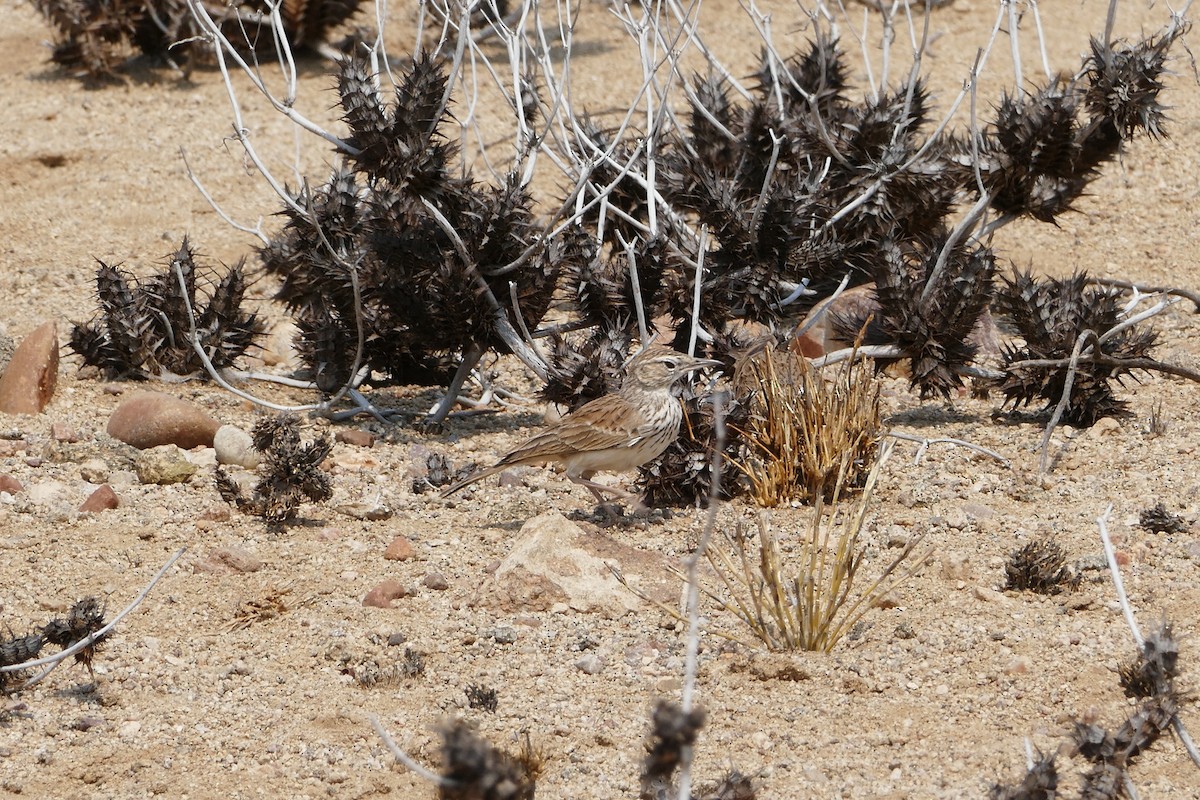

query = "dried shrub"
(636, 387), (751, 508)
(1117, 624), (1179, 699)
(993, 271), (1157, 427)
(736, 347), (882, 506)
(988, 750), (1058, 800)
(261, 54), (559, 395)
(1138, 501), (1187, 534)
(69, 238), (264, 380)
(438, 720), (541, 800)
(215, 414), (332, 522)
(2, 597), (109, 692)
(640, 701), (706, 800)
(1004, 539), (1078, 595)
(466, 685), (499, 713)
(30, 0), (363, 81)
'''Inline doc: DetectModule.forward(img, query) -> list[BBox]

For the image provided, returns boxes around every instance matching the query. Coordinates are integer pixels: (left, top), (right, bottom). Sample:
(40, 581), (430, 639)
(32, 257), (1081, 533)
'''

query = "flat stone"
(79, 459), (109, 483)
(335, 429), (375, 448)
(0, 321), (59, 414)
(191, 546), (263, 574)
(476, 511), (678, 618)
(0, 474), (22, 494)
(107, 391), (220, 450)
(50, 422), (80, 443)
(422, 571), (449, 590)
(363, 579), (411, 608)
(79, 484), (119, 513)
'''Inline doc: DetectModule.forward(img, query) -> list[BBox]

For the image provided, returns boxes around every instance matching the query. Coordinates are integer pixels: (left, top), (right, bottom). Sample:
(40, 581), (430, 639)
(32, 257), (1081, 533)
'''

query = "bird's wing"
(498, 395), (649, 464)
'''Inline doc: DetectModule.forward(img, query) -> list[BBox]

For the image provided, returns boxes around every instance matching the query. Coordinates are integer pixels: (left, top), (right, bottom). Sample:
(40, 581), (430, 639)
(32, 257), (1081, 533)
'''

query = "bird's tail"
(439, 464), (507, 498)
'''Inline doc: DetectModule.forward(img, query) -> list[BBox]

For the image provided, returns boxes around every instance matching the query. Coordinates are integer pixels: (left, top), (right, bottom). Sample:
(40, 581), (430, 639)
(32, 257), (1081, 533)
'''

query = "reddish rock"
(107, 391), (220, 450)
(0, 321), (59, 414)
(383, 535), (417, 561)
(51, 422), (80, 443)
(335, 429), (375, 448)
(191, 546), (264, 574)
(363, 579), (411, 608)
(0, 473), (23, 494)
(79, 484), (119, 513)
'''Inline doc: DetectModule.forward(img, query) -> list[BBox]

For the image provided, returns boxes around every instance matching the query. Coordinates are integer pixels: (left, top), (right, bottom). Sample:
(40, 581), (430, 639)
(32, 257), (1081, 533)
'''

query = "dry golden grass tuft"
(705, 444), (929, 652)
(734, 346), (882, 506)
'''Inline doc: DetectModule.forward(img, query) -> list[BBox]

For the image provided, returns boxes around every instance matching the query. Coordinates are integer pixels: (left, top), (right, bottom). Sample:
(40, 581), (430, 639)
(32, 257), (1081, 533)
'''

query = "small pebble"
(335, 429), (375, 448)
(575, 654), (604, 675)
(422, 572), (449, 591)
(363, 580), (410, 608)
(134, 445), (197, 485)
(383, 535), (417, 561)
(492, 627), (517, 644)
(79, 484), (119, 513)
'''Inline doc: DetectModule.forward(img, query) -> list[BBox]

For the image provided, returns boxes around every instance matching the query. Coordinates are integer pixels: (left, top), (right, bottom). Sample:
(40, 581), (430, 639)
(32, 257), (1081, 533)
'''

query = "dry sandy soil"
(2, 0), (1200, 798)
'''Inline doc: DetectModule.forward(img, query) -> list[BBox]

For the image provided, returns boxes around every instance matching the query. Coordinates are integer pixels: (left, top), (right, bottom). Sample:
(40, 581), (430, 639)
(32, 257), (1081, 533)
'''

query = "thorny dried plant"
(438, 720), (542, 800)
(636, 385), (751, 508)
(30, 0), (363, 80)
(988, 749), (1058, 800)
(704, 444), (928, 652)
(736, 346), (882, 506)
(215, 413), (333, 522)
(1, 597), (108, 693)
(69, 237), (264, 380)
(465, 684), (499, 713)
(640, 700), (707, 800)
(1004, 538), (1079, 595)
(993, 271), (1159, 427)
(260, 53), (559, 403)
(1138, 501), (1189, 534)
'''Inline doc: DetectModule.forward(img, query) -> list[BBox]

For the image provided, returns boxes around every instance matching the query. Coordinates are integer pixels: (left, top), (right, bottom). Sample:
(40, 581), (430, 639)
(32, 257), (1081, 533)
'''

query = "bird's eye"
(661, 358), (678, 369)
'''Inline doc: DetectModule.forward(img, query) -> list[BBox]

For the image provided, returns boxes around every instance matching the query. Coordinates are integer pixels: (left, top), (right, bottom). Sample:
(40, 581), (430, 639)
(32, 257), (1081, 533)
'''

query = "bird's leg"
(422, 342), (485, 431)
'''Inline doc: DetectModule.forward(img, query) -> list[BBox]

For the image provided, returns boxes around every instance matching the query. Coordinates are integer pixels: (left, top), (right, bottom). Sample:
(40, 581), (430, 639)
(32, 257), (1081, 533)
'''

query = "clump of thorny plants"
(735, 345), (883, 506)
(704, 443), (928, 652)
(215, 413), (333, 523)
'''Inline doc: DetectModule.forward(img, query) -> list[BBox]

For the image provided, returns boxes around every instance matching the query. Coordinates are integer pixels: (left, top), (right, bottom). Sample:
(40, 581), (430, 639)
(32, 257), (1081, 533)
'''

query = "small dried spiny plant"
(465, 684), (499, 713)
(640, 700), (706, 800)
(1004, 538), (1079, 595)
(1138, 501), (1188, 534)
(637, 383), (752, 508)
(438, 720), (542, 800)
(736, 345), (882, 506)
(994, 623), (1187, 799)
(69, 237), (264, 380)
(1, 597), (108, 692)
(988, 749), (1058, 800)
(993, 270), (1158, 426)
(215, 413), (332, 522)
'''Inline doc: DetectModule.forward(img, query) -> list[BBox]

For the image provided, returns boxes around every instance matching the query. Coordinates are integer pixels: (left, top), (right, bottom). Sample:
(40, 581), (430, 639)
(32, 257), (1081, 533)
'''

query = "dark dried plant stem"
(1096, 506), (1200, 770)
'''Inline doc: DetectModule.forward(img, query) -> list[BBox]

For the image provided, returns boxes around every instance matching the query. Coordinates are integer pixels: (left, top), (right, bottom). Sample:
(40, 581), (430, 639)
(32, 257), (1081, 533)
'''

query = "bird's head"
(623, 345), (721, 393)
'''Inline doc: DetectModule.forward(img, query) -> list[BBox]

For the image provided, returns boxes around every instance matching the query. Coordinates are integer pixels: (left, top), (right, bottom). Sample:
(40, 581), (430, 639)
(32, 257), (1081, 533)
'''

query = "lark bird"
(441, 345), (720, 501)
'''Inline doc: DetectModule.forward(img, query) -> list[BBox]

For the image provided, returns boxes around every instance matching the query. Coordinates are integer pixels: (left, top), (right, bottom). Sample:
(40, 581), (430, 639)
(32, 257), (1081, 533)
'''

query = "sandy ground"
(2, 0), (1200, 798)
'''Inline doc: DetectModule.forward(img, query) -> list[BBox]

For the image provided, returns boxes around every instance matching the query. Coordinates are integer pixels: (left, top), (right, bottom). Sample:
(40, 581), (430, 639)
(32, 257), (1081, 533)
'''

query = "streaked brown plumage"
(441, 345), (720, 501)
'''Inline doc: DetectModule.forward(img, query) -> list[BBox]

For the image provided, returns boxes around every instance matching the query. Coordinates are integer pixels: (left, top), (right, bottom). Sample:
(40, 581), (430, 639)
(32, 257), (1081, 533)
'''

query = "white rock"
(213, 424), (260, 469)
